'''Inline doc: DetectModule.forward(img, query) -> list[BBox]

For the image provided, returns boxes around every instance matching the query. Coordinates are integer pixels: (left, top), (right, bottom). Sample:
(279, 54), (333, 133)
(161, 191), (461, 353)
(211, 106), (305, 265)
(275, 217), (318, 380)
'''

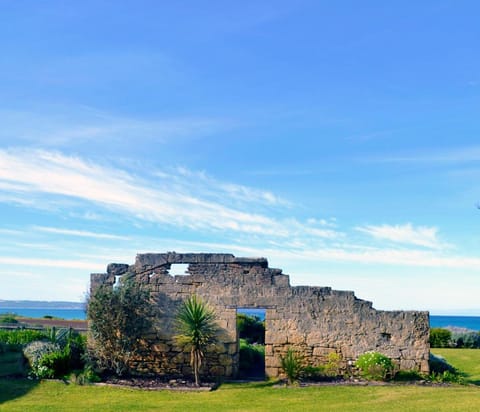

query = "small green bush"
(430, 328), (452, 348)
(394, 369), (424, 381)
(39, 349), (71, 378)
(324, 352), (342, 377)
(355, 352), (394, 381)
(237, 313), (265, 344)
(303, 365), (326, 381)
(429, 370), (465, 384)
(452, 331), (480, 348)
(71, 365), (101, 385)
(280, 348), (304, 385)
(23, 341), (60, 379)
(0, 313), (18, 323)
(239, 339), (265, 377)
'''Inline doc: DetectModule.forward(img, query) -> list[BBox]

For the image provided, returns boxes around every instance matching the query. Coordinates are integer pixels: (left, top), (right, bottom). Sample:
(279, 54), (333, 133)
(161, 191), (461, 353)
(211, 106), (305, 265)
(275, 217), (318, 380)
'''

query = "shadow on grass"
(221, 379), (279, 390)
(0, 378), (39, 405)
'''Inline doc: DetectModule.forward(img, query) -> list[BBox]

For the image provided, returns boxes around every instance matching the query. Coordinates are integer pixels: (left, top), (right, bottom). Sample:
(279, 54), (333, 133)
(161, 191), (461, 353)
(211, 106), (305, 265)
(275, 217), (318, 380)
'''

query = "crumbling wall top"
(134, 252), (268, 271)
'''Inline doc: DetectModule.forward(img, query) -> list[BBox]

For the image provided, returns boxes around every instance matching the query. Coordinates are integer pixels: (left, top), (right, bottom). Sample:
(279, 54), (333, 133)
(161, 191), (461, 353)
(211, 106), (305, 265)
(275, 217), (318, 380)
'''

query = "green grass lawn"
(1, 350), (479, 412)
(432, 348), (480, 385)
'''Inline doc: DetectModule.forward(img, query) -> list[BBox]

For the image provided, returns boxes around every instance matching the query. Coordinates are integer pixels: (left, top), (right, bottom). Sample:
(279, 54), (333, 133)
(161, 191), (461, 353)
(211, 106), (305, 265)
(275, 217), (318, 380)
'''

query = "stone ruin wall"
(90, 252), (430, 378)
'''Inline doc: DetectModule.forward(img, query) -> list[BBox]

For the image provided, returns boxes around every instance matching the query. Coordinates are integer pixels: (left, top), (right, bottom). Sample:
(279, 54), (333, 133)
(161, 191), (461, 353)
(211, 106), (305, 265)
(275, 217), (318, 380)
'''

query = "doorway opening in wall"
(237, 308), (266, 379)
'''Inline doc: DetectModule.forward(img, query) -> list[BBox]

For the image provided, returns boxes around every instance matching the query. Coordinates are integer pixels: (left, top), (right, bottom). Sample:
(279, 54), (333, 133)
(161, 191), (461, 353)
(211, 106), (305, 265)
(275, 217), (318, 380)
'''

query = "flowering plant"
(355, 351), (394, 381)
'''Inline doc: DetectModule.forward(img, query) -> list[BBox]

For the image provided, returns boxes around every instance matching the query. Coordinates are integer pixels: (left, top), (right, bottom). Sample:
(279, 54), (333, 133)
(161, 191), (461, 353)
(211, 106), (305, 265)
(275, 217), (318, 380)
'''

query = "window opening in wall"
(169, 264), (189, 276)
(237, 308), (266, 379)
(113, 275), (122, 288)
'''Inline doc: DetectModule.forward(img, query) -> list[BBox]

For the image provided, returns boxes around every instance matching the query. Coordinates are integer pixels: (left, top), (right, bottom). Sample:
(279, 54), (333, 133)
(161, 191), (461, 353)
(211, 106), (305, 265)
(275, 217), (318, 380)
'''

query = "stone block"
(106, 263), (129, 276)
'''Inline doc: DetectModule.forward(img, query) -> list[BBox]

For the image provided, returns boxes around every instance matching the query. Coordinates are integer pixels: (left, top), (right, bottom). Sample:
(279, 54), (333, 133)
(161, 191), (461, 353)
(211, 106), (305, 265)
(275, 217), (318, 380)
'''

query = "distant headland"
(0, 300), (83, 309)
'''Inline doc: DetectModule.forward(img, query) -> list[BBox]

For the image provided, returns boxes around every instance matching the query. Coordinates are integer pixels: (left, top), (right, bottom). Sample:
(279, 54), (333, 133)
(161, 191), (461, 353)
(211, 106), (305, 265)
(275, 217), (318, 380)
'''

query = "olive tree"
(87, 280), (155, 376)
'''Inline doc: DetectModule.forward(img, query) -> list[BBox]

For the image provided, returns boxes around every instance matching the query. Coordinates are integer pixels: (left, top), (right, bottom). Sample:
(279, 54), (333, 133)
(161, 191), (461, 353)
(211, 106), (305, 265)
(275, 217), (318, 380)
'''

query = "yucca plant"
(280, 347), (304, 385)
(175, 295), (219, 386)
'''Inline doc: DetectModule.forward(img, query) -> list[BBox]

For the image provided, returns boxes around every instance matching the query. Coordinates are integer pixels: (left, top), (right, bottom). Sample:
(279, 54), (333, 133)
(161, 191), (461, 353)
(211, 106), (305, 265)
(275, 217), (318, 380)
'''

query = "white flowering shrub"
(355, 351), (394, 381)
(23, 341), (60, 379)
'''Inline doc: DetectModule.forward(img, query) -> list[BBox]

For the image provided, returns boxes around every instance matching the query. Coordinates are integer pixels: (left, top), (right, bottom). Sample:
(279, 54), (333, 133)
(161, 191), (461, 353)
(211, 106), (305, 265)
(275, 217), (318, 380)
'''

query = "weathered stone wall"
(90, 252), (430, 378)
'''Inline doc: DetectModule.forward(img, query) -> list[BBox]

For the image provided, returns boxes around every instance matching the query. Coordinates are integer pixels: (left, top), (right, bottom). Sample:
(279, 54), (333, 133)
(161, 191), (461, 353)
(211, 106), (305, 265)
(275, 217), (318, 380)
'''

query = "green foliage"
(0, 313), (18, 323)
(430, 328), (452, 348)
(429, 370), (465, 384)
(38, 349), (71, 378)
(236, 313), (265, 344)
(71, 364), (102, 385)
(175, 295), (220, 386)
(280, 348), (304, 385)
(433, 348), (480, 384)
(0, 329), (49, 345)
(302, 365), (326, 381)
(452, 331), (480, 348)
(238, 338), (265, 377)
(355, 351), (394, 381)
(23, 341), (60, 379)
(301, 352), (343, 381)
(393, 369), (423, 381)
(87, 280), (155, 377)
(324, 352), (342, 377)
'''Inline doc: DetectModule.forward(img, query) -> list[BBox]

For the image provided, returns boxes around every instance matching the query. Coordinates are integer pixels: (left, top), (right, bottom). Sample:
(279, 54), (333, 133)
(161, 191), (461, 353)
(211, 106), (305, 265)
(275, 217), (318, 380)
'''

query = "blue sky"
(1, 1), (480, 314)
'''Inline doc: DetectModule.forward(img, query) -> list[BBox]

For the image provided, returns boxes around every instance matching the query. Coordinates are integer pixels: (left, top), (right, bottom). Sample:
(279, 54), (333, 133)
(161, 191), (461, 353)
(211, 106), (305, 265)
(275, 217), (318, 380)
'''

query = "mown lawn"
(432, 348), (480, 384)
(1, 350), (479, 412)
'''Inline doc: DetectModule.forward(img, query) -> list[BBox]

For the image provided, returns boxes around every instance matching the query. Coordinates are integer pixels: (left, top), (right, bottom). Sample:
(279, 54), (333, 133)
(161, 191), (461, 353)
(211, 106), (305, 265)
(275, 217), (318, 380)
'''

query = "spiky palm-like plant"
(175, 295), (219, 386)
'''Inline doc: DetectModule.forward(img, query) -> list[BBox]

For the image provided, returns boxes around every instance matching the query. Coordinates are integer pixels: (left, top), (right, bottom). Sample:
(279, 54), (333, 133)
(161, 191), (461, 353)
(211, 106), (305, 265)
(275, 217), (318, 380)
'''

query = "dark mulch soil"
(99, 377), (217, 391)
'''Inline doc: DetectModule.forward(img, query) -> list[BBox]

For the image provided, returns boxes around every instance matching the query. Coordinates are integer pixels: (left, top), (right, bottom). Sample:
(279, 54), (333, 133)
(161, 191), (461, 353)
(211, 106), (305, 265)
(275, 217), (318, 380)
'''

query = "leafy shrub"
(87, 280), (156, 377)
(324, 352), (342, 377)
(303, 365), (326, 381)
(429, 370), (465, 384)
(66, 332), (86, 370)
(280, 348), (304, 385)
(39, 349), (71, 378)
(452, 331), (480, 348)
(71, 364), (101, 385)
(394, 369), (424, 381)
(23, 341), (60, 379)
(238, 339), (265, 377)
(428, 354), (465, 384)
(0, 313), (18, 323)
(237, 313), (265, 344)
(0, 329), (49, 345)
(355, 351), (394, 381)
(429, 328), (452, 348)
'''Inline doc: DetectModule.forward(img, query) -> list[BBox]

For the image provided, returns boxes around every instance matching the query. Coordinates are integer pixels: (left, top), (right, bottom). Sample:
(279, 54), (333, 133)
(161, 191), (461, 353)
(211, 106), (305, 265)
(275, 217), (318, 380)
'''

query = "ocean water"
(238, 309), (480, 331)
(0, 308), (86, 320)
(2, 307), (479, 331)
(429, 315), (480, 331)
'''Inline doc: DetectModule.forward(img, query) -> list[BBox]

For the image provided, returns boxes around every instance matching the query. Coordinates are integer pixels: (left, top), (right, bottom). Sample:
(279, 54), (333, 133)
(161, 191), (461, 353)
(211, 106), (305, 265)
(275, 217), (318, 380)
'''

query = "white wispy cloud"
(2, 149), (477, 276)
(0, 148), (340, 241)
(288, 247), (480, 269)
(157, 166), (291, 207)
(33, 226), (130, 240)
(355, 223), (445, 249)
(0, 107), (229, 147)
(0, 256), (104, 270)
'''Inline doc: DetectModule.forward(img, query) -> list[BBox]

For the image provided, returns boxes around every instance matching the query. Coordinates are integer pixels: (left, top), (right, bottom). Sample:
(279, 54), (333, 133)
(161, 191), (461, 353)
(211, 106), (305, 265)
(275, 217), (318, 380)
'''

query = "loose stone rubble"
(90, 252), (430, 378)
